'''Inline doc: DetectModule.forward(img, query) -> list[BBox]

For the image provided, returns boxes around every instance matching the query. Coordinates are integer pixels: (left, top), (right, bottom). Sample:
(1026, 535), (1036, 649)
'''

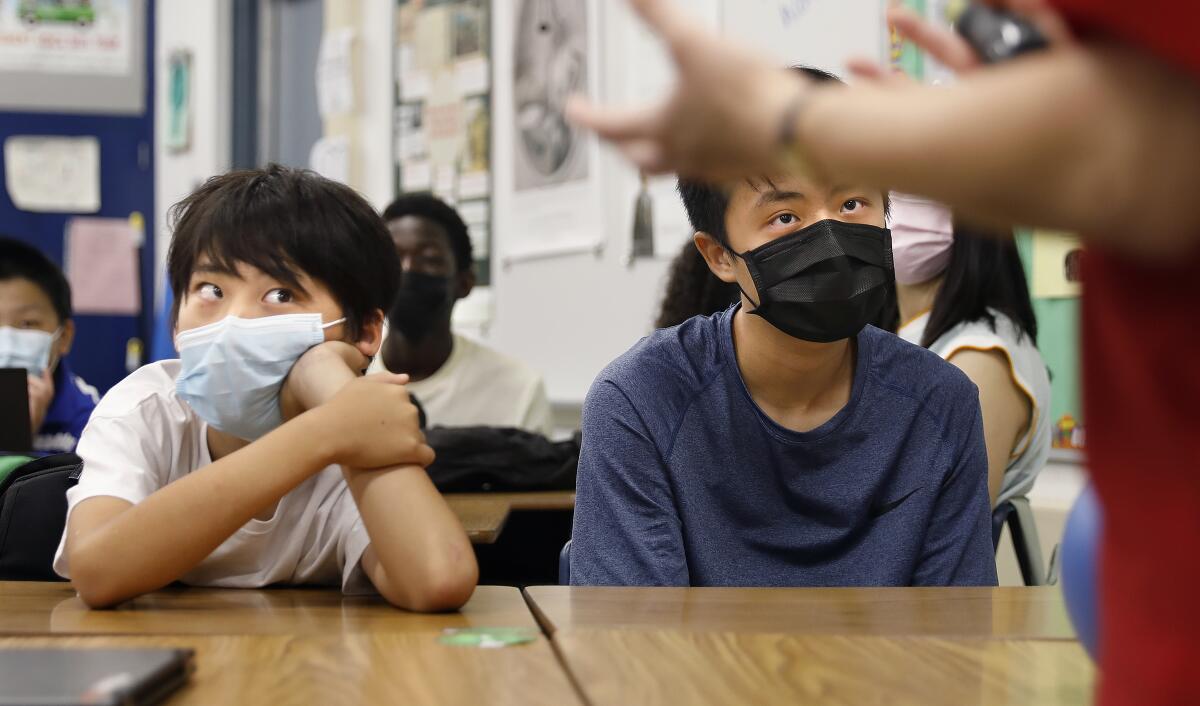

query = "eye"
(841, 199), (864, 214)
(770, 213), (800, 228)
(264, 288), (294, 305)
(195, 283), (223, 302)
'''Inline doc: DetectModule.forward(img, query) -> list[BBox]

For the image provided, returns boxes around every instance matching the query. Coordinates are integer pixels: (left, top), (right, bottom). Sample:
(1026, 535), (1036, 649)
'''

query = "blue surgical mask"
(174, 313), (345, 441)
(0, 326), (60, 376)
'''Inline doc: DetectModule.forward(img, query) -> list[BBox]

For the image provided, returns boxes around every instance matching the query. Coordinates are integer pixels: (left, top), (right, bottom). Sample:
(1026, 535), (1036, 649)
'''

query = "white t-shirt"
(52, 360), (373, 594)
(369, 334), (551, 435)
(899, 309), (1052, 506)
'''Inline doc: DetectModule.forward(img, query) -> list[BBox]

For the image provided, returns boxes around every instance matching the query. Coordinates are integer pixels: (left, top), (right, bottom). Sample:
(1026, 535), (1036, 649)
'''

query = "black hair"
(0, 236), (72, 322)
(655, 240), (740, 329)
(167, 164), (400, 339)
(920, 224), (1039, 348)
(382, 192), (473, 273)
(677, 66), (863, 249)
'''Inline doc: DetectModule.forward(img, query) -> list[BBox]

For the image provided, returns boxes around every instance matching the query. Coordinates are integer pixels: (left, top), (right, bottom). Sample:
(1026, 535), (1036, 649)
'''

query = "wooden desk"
(525, 586), (1076, 640)
(554, 630), (1093, 706)
(0, 582), (582, 705)
(445, 495), (512, 544)
(0, 582), (539, 636)
(0, 634), (581, 706)
(445, 491), (575, 544)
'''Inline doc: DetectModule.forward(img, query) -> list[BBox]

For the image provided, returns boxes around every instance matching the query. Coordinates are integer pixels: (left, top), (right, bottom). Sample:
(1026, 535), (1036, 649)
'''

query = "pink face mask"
(887, 193), (955, 285)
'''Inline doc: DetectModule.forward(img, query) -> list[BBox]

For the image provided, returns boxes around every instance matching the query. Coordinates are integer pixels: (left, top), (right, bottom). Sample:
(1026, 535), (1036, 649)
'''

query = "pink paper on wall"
(65, 217), (141, 316)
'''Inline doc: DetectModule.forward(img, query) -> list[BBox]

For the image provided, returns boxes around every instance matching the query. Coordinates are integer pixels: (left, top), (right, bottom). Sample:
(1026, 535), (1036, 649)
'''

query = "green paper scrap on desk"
(438, 627), (538, 649)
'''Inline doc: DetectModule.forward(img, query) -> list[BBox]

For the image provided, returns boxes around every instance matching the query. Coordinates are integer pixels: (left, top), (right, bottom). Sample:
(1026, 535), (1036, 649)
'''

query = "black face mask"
(734, 219), (894, 343)
(389, 271), (453, 343)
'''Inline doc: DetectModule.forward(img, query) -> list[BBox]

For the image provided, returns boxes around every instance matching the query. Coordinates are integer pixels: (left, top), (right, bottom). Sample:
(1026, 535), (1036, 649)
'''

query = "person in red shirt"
(567, 1), (1200, 703)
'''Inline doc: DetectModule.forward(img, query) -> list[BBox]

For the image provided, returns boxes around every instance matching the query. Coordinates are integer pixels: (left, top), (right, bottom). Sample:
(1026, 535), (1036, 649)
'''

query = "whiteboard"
(721, 0), (887, 78)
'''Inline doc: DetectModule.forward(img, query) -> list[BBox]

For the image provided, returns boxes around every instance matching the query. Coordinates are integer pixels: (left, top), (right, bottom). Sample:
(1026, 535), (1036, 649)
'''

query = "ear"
(693, 232), (738, 284)
(56, 319), (76, 358)
(354, 309), (385, 358)
(454, 267), (476, 301)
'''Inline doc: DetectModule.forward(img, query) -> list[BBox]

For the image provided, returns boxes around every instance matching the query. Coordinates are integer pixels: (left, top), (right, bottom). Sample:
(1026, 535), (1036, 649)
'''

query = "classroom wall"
(484, 1), (886, 404)
(153, 0), (232, 314)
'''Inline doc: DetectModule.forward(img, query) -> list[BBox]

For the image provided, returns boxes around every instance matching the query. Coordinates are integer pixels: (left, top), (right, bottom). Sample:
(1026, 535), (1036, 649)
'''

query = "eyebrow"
(755, 190), (806, 208)
(192, 263), (241, 278)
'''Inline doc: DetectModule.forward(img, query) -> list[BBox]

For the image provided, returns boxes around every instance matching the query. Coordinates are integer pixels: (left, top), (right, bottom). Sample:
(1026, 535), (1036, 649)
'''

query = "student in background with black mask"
(571, 68), (995, 588)
(370, 193), (550, 435)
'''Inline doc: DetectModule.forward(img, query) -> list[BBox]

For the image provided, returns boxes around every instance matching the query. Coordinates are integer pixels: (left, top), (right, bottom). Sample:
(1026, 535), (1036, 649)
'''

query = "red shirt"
(1051, 1), (1200, 704)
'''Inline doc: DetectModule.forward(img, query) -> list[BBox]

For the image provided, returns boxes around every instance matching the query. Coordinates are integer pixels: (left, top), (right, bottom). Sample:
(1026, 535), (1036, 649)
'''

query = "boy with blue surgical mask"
(0, 237), (99, 453)
(53, 165), (478, 611)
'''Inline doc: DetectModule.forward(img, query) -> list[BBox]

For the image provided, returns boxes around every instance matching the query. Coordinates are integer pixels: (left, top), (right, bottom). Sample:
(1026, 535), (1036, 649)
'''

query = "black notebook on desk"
(0, 648), (194, 706)
(0, 368), (33, 454)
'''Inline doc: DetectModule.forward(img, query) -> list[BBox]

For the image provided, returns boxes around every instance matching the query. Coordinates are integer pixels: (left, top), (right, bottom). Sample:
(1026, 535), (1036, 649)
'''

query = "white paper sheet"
(65, 217), (140, 315)
(3, 136), (101, 214)
(309, 135), (351, 184)
(316, 28), (356, 117)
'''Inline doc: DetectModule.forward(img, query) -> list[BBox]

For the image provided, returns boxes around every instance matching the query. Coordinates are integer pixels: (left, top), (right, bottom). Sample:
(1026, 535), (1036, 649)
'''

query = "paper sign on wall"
(316, 28), (356, 117)
(309, 136), (351, 184)
(1031, 230), (1083, 299)
(65, 217), (141, 316)
(3, 136), (101, 214)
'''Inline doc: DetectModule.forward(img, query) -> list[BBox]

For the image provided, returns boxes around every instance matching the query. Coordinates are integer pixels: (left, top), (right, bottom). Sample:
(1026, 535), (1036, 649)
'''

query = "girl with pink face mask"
(889, 193), (1051, 509)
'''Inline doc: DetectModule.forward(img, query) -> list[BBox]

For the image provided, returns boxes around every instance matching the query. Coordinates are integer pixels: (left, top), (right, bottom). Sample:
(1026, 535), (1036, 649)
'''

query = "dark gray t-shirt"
(570, 307), (997, 587)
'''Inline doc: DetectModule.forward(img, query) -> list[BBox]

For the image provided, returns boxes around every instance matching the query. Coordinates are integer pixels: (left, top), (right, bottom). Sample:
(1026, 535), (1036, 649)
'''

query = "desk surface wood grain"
(0, 582), (539, 636)
(554, 630), (1093, 706)
(0, 633), (583, 706)
(525, 586), (1076, 639)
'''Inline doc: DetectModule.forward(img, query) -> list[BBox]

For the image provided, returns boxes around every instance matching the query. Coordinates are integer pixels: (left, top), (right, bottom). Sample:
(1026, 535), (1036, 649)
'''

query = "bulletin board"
(392, 0), (493, 287)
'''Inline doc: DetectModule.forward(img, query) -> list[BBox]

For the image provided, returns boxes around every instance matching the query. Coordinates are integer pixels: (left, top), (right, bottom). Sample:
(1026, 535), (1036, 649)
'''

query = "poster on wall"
(493, 0), (603, 264)
(0, 0), (135, 75)
(512, 0), (588, 192)
(394, 0), (493, 289)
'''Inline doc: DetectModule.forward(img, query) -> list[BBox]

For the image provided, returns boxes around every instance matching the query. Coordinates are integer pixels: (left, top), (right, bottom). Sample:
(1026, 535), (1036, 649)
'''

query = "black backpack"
(425, 427), (579, 492)
(0, 453), (81, 581)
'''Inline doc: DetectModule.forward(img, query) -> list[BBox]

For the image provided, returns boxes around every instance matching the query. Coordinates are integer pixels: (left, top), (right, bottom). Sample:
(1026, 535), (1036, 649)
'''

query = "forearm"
(68, 412), (334, 605)
(803, 43), (1200, 255)
(345, 465), (476, 611)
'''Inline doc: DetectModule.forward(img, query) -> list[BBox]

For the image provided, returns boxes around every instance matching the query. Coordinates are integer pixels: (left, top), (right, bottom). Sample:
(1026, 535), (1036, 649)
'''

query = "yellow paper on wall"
(1031, 230), (1083, 299)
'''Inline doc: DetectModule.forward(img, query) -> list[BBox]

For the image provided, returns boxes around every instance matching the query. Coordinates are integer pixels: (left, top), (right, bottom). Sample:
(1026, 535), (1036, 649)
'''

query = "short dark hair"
(920, 224), (1038, 348)
(167, 164), (400, 339)
(382, 192), (473, 273)
(678, 66), (888, 249)
(655, 240), (739, 329)
(0, 236), (72, 322)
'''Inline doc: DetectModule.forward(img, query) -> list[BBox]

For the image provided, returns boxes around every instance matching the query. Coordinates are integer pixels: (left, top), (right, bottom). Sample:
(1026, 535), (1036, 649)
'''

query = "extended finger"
(845, 57), (912, 87)
(888, 4), (980, 72)
(627, 0), (700, 47)
(565, 95), (663, 141)
(617, 139), (673, 175)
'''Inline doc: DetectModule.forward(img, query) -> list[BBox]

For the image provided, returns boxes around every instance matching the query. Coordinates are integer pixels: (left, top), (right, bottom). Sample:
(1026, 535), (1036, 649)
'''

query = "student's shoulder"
(90, 360), (190, 422)
(863, 326), (979, 412)
(590, 311), (727, 410)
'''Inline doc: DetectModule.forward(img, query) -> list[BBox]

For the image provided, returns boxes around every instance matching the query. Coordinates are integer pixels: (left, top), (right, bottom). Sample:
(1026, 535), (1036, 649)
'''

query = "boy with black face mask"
(370, 193), (550, 435)
(570, 68), (995, 588)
